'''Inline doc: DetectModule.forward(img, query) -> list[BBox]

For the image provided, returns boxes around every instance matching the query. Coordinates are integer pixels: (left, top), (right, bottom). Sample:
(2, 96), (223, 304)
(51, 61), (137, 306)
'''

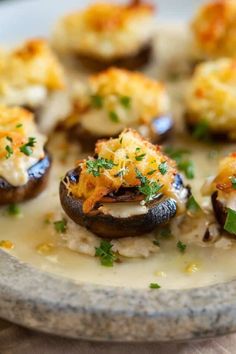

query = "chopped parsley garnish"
(177, 240), (187, 253)
(119, 95), (131, 109)
(164, 147), (194, 179)
(95, 240), (117, 267)
(19, 137), (36, 156)
(90, 94), (103, 108)
(149, 283), (161, 289)
(16, 123), (23, 128)
(158, 161), (168, 175)
(224, 208), (236, 235)
(135, 153), (146, 161)
(153, 240), (160, 246)
(186, 195), (201, 214)
(159, 226), (172, 238)
(147, 169), (157, 176)
(114, 168), (128, 178)
(54, 219), (67, 233)
(7, 203), (20, 216)
(136, 169), (162, 202)
(5, 145), (13, 159)
(6, 136), (12, 142)
(86, 157), (116, 177)
(109, 111), (120, 123)
(192, 120), (210, 141)
(230, 176), (236, 190)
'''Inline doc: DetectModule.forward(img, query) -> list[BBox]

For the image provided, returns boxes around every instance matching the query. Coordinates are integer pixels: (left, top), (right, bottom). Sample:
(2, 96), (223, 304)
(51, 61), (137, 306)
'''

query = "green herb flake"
(86, 157), (116, 177)
(147, 169), (157, 176)
(177, 240), (187, 253)
(149, 283), (161, 289)
(95, 240), (117, 267)
(19, 137), (36, 156)
(178, 160), (195, 179)
(158, 161), (168, 175)
(6, 136), (12, 142)
(114, 168), (127, 178)
(109, 111), (120, 123)
(90, 94), (103, 108)
(135, 168), (162, 202)
(186, 195), (201, 214)
(230, 176), (236, 190)
(192, 120), (210, 141)
(7, 203), (20, 216)
(153, 240), (160, 246)
(16, 123), (23, 128)
(224, 208), (236, 235)
(135, 153), (146, 161)
(54, 219), (67, 234)
(5, 145), (13, 159)
(159, 226), (172, 238)
(119, 95), (131, 109)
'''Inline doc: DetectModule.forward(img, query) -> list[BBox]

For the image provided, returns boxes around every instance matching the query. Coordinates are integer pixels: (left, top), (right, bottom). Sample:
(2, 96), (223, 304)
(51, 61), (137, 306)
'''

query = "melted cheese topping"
(68, 129), (176, 213)
(0, 39), (65, 107)
(65, 68), (169, 136)
(98, 201), (148, 218)
(53, 1), (155, 59)
(191, 0), (236, 59)
(186, 58), (236, 138)
(0, 106), (46, 186)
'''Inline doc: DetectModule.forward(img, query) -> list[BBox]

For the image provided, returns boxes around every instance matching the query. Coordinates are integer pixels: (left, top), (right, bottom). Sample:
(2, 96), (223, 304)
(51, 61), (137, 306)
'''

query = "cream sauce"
(1, 24), (236, 290)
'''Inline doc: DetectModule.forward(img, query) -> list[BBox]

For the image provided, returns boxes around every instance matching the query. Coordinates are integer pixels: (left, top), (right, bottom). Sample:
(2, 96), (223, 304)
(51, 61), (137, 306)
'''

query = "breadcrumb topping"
(192, 0), (236, 58)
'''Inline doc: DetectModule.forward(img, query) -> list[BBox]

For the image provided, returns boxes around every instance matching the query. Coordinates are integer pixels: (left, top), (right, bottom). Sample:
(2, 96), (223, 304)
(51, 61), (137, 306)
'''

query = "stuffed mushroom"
(60, 129), (188, 239)
(52, 0), (155, 70)
(191, 0), (236, 60)
(185, 58), (236, 140)
(62, 67), (172, 150)
(202, 153), (236, 236)
(0, 105), (51, 205)
(0, 39), (65, 119)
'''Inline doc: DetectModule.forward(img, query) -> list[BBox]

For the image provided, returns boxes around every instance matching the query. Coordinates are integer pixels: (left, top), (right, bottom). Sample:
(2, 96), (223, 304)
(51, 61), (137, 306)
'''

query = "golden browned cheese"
(192, 0), (236, 58)
(53, 1), (155, 59)
(0, 39), (65, 90)
(213, 153), (236, 193)
(68, 129), (176, 213)
(65, 67), (169, 131)
(186, 58), (236, 138)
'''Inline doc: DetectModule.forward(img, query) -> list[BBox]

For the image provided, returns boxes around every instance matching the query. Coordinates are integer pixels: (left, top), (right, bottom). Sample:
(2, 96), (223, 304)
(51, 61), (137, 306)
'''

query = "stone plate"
(1, 0), (235, 342)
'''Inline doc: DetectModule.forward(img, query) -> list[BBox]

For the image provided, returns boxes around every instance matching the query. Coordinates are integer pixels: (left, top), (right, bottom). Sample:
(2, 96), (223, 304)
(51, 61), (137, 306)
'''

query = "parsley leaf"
(177, 240), (187, 253)
(119, 95), (131, 109)
(158, 161), (168, 175)
(224, 208), (236, 235)
(54, 219), (67, 233)
(149, 283), (161, 289)
(95, 240), (117, 267)
(5, 145), (13, 159)
(230, 176), (236, 190)
(86, 157), (116, 177)
(192, 120), (210, 141)
(136, 169), (162, 202)
(16, 123), (23, 128)
(135, 153), (146, 161)
(91, 94), (103, 108)
(7, 203), (20, 216)
(159, 226), (172, 238)
(187, 195), (201, 214)
(109, 111), (120, 123)
(19, 137), (36, 156)
(147, 169), (157, 176)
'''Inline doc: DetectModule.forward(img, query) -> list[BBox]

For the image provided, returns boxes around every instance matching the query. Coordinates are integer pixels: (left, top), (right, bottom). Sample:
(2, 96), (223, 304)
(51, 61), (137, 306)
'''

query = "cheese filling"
(0, 85), (48, 107)
(0, 106), (47, 186)
(98, 201), (148, 218)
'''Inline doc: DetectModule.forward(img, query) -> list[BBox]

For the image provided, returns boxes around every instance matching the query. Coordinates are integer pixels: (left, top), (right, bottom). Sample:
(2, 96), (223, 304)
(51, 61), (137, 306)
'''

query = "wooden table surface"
(0, 319), (235, 354)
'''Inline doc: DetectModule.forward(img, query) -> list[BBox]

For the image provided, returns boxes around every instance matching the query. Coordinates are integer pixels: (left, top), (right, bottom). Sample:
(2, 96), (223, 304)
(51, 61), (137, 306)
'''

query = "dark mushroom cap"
(211, 191), (227, 228)
(75, 42), (152, 72)
(60, 169), (186, 239)
(0, 151), (51, 205)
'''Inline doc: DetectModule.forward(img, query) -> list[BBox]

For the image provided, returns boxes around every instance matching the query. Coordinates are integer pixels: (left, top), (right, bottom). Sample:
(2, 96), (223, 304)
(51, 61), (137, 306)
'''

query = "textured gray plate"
(1, 0), (234, 342)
